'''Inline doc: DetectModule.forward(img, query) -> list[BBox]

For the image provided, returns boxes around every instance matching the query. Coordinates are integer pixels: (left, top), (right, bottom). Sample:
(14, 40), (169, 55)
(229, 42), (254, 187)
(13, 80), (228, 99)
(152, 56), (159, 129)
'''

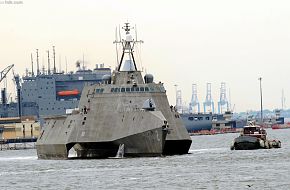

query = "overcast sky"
(0, 0), (290, 112)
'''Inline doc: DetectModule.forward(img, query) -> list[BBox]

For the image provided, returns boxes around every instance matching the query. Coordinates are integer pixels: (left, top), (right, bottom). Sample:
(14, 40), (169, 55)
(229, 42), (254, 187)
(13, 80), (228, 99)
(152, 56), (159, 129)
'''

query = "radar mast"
(114, 23), (143, 71)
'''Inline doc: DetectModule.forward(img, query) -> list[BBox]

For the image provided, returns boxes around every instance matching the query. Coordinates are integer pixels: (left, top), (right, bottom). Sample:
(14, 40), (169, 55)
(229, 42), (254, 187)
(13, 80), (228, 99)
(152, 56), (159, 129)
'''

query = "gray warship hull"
(159, 106), (192, 155)
(75, 127), (167, 158)
(37, 128), (167, 159)
(36, 110), (168, 159)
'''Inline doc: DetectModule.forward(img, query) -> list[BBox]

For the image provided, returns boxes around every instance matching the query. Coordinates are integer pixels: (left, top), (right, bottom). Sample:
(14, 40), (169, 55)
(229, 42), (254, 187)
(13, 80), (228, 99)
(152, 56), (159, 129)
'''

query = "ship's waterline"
(1, 129), (290, 189)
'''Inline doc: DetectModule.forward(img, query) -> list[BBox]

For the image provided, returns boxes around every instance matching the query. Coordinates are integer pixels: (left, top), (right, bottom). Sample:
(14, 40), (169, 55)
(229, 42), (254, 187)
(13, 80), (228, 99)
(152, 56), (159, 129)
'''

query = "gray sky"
(1, 0), (290, 112)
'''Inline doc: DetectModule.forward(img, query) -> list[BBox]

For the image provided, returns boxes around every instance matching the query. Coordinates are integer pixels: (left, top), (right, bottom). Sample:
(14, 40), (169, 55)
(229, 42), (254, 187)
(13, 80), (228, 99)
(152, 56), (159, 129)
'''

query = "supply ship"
(0, 61), (111, 119)
(181, 111), (245, 133)
(181, 112), (217, 132)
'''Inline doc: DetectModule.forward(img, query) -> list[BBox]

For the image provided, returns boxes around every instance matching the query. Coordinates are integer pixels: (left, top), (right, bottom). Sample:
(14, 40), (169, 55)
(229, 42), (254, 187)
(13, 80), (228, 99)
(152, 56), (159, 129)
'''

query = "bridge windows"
(188, 116), (204, 121)
(131, 87), (140, 92)
(105, 86), (163, 93)
(96, 88), (104, 93)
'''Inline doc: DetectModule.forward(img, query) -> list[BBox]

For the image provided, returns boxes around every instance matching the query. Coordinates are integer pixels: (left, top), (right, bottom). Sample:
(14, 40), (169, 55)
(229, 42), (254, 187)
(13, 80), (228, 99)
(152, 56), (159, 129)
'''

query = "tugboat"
(231, 122), (281, 150)
(36, 23), (192, 159)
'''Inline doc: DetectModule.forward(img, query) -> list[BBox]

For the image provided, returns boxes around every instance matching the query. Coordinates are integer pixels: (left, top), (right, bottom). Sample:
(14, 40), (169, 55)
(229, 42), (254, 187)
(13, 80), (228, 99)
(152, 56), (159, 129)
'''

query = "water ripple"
(0, 129), (289, 189)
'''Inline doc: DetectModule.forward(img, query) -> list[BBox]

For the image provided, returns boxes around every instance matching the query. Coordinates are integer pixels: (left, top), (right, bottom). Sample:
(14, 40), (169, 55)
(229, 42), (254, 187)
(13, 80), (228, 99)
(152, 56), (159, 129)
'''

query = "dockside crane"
(189, 84), (200, 113)
(12, 68), (22, 117)
(174, 84), (183, 113)
(203, 83), (215, 113)
(0, 64), (14, 84)
(218, 82), (229, 114)
(0, 64), (14, 117)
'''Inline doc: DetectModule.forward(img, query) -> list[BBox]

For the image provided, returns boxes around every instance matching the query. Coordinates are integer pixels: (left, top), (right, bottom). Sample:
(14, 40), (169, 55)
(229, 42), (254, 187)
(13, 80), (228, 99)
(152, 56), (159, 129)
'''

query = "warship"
(36, 23), (192, 159)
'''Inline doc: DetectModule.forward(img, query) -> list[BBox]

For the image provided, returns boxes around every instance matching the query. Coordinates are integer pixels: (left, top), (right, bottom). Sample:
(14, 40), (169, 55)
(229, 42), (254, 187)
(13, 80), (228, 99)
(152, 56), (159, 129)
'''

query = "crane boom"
(0, 64), (14, 83)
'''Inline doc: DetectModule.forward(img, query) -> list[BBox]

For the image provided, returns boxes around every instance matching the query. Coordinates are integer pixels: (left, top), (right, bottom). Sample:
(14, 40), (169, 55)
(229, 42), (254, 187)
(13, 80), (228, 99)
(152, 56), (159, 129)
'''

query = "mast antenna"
(258, 77), (263, 124)
(229, 88), (232, 111)
(82, 54), (85, 70)
(42, 55), (45, 74)
(118, 25), (122, 44)
(53, 46), (56, 74)
(282, 89), (285, 110)
(115, 27), (119, 67)
(36, 49), (40, 75)
(47, 50), (50, 75)
(135, 24), (138, 41)
(59, 54), (61, 73)
(65, 56), (68, 73)
(114, 22), (143, 71)
(30, 53), (34, 76)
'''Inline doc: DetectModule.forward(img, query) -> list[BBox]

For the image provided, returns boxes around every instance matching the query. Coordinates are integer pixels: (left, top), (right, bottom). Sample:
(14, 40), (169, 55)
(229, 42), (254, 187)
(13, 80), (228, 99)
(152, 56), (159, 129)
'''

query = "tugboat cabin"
(242, 125), (266, 140)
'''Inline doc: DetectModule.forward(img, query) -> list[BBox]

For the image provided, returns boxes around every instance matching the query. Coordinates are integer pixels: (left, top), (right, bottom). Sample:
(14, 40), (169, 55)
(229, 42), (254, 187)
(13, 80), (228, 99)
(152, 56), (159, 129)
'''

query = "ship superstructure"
(0, 63), (111, 118)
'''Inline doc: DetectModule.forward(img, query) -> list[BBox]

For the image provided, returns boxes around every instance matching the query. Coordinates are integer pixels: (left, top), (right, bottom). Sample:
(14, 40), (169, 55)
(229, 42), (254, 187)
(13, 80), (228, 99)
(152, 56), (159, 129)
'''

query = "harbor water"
(0, 129), (289, 190)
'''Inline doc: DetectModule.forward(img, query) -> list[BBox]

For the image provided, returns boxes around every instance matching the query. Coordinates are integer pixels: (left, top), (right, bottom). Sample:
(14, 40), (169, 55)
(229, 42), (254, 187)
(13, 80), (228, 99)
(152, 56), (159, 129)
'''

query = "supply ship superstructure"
(0, 63), (111, 118)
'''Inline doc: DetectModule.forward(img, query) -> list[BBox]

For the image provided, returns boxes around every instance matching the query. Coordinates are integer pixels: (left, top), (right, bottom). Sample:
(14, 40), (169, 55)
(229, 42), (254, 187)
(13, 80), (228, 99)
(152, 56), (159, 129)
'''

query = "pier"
(0, 138), (37, 150)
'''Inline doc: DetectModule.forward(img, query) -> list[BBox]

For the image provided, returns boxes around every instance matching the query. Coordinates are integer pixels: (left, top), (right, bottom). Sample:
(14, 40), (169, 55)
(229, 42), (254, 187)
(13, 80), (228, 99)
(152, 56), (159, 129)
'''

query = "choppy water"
(0, 129), (290, 190)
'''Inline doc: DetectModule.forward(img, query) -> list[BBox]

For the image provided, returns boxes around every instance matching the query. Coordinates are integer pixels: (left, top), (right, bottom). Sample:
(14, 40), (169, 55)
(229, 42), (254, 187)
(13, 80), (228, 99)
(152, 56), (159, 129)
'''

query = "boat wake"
(189, 148), (227, 153)
(0, 156), (37, 161)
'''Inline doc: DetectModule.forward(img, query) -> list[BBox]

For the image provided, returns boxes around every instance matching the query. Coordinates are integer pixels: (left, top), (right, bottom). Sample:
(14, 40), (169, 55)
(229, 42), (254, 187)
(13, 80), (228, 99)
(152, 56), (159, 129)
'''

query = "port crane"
(12, 69), (22, 117)
(0, 64), (14, 84)
(0, 64), (14, 117)
(1, 64), (15, 101)
(203, 83), (215, 113)
(189, 84), (200, 113)
(218, 82), (229, 114)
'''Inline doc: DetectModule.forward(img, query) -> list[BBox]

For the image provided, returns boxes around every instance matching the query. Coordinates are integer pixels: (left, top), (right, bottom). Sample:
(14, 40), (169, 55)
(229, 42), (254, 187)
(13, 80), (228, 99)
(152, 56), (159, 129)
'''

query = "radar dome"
(126, 34), (133, 42)
(144, 74), (154, 83)
(102, 74), (111, 84)
(142, 98), (156, 111)
(120, 60), (136, 71)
